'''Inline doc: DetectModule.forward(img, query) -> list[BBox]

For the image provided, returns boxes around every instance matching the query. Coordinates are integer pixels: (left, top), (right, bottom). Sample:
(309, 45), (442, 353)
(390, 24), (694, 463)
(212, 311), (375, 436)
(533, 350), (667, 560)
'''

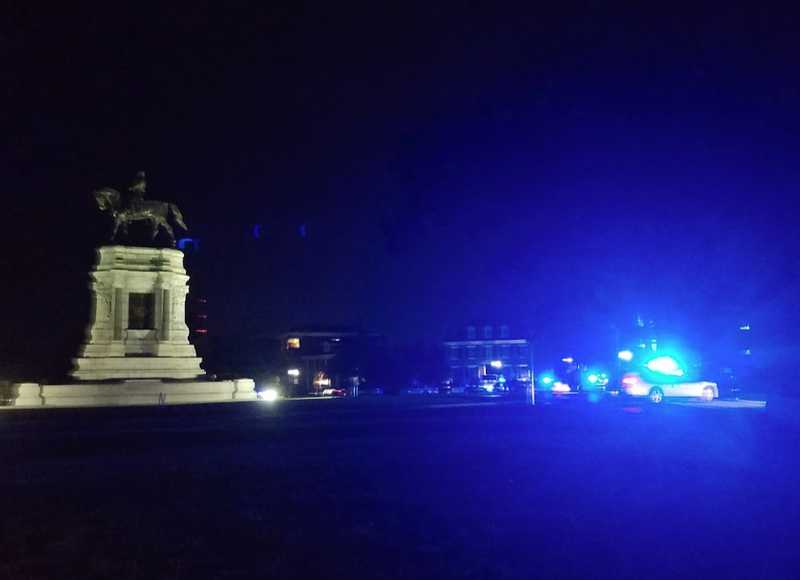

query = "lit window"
(286, 337), (301, 350)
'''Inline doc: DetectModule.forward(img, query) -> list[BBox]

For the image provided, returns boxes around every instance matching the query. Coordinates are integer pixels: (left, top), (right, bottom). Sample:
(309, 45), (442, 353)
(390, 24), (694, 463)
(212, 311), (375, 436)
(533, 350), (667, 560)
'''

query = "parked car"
(536, 357), (586, 394)
(580, 369), (610, 391)
(447, 384), (468, 394)
(621, 372), (719, 403)
(622, 354), (718, 403)
(403, 384), (438, 395)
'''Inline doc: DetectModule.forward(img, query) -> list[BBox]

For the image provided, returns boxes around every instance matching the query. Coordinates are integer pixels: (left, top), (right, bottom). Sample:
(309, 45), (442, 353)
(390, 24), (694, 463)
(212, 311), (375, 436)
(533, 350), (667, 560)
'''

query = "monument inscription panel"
(128, 293), (155, 330)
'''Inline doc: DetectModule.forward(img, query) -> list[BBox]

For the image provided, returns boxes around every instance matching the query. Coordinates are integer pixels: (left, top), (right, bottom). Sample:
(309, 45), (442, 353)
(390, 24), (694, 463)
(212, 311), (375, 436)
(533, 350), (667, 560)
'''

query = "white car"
(622, 373), (719, 404)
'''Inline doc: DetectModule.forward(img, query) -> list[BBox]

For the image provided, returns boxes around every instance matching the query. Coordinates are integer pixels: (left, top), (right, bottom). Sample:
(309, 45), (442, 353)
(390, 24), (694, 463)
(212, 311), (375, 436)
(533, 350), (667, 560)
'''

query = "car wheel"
(648, 387), (664, 404)
(702, 386), (715, 402)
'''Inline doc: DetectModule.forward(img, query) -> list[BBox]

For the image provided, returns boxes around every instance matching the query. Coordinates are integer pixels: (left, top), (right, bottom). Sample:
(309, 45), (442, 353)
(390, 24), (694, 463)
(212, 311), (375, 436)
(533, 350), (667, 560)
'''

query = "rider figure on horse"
(128, 170), (147, 211)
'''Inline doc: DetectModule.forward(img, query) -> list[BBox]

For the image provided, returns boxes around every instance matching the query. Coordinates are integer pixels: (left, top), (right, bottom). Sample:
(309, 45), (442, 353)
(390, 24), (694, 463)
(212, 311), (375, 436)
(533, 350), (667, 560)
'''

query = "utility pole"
(529, 332), (535, 405)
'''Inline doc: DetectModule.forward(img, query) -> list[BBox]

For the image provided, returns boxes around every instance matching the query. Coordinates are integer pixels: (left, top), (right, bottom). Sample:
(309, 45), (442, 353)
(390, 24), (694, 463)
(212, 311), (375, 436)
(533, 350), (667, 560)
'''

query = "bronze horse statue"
(93, 174), (187, 246)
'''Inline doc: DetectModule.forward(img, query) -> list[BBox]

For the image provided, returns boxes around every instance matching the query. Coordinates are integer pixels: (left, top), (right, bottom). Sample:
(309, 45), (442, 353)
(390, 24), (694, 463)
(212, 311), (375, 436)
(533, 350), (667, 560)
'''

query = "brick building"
(444, 325), (532, 386)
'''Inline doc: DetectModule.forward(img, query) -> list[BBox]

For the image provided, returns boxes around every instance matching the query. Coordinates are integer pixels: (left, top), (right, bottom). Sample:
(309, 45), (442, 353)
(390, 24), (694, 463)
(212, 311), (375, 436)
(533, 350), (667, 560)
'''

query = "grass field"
(1, 395), (795, 579)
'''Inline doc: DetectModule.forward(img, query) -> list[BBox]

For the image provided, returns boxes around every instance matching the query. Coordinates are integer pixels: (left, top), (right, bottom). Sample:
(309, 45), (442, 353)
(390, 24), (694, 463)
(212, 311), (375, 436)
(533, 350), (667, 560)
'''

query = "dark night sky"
(3, 3), (800, 375)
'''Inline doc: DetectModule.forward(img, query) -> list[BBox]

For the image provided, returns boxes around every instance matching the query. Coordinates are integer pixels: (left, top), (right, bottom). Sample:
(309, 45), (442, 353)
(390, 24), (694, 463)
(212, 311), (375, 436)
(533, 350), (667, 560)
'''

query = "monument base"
(4, 379), (257, 409)
(70, 245), (205, 381)
(71, 356), (204, 381)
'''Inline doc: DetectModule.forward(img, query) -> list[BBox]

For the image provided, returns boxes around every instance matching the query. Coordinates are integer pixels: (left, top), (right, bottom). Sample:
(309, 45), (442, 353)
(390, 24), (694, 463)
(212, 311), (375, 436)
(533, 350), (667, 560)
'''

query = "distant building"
(280, 328), (385, 394)
(444, 325), (531, 386)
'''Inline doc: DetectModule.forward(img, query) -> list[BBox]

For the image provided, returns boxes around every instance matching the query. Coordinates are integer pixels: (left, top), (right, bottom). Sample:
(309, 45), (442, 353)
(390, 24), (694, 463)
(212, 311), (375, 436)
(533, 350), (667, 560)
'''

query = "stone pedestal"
(71, 246), (204, 380)
(3, 379), (256, 408)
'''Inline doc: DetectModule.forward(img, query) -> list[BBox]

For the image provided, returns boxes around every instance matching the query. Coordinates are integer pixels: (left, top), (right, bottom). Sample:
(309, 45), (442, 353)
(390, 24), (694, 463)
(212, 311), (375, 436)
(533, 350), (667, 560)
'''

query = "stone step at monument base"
(79, 343), (199, 358)
(4, 379), (257, 408)
(71, 356), (204, 381)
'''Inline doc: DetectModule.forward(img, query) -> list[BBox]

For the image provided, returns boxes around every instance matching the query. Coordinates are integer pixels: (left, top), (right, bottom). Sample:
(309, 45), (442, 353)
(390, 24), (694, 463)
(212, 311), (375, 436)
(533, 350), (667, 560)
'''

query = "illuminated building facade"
(280, 329), (385, 394)
(444, 325), (532, 386)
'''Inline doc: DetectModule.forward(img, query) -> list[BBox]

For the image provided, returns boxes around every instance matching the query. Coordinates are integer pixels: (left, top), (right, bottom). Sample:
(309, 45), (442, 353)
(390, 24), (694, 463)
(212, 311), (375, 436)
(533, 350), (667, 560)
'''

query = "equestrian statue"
(93, 171), (188, 246)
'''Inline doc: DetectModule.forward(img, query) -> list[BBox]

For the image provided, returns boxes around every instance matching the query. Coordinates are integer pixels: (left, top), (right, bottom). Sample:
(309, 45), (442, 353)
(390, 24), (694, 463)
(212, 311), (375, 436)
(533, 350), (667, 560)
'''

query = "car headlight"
(552, 381), (571, 393)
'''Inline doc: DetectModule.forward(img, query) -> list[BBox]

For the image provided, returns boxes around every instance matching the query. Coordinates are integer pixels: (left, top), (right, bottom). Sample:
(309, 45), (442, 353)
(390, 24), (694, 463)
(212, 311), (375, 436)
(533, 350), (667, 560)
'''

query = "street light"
(287, 367), (301, 390)
(617, 350), (634, 362)
(490, 360), (503, 369)
(258, 388), (280, 402)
